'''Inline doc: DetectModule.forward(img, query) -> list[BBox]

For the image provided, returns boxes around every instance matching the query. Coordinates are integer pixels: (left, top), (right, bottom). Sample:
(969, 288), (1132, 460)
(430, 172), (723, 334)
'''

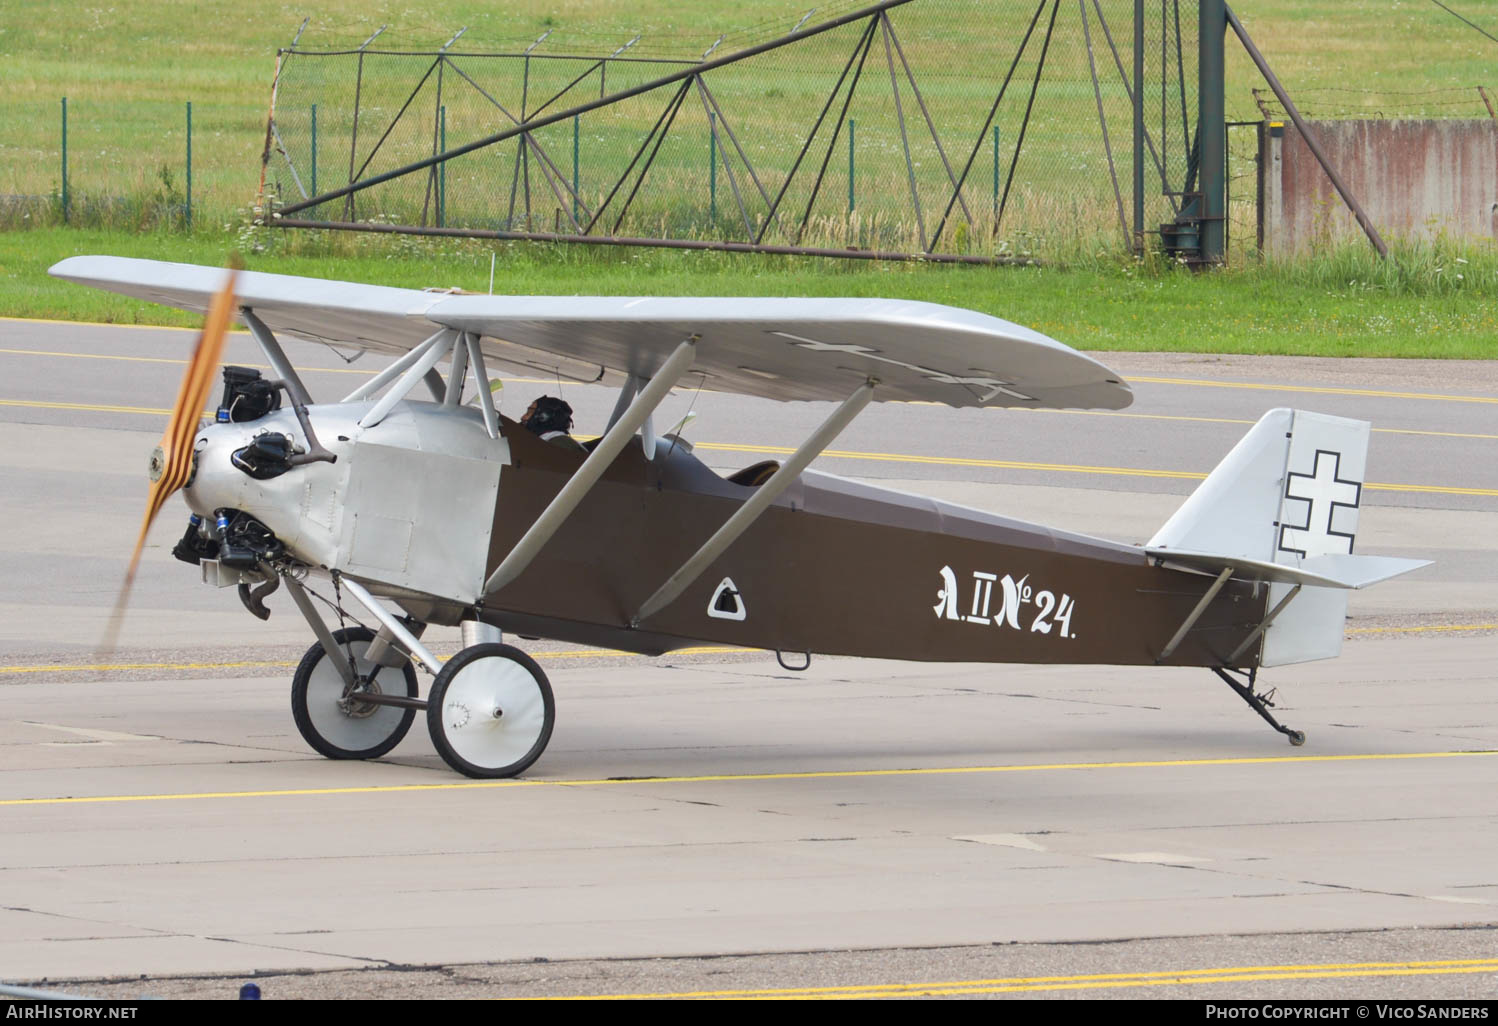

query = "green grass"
(5, 225), (1495, 359)
(6, 2), (1496, 355)
(6, 1), (1494, 238)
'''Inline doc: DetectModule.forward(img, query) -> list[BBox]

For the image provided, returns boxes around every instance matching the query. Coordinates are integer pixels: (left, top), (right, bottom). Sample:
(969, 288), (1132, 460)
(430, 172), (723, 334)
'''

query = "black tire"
(426, 643), (555, 779)
(291, 626), (419, 760)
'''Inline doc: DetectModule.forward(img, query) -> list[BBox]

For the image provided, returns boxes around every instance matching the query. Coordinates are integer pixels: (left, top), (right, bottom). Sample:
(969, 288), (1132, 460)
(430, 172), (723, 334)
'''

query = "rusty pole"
(1225, 5), (1387, 258)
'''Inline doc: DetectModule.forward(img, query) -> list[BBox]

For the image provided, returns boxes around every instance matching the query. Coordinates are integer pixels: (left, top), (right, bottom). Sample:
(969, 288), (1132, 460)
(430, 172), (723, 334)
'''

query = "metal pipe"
(271, 120), (310, 200)
(342, 328), (450, 403)
(1197, 0), (1228, 262)
(696, 79), (754, 239)
(61, 97), (68, 224)
(484, 338), (698, 597)
(1080, 0), (1130, 250)
(880, 13), (926, 250)
(633, 379), (875, 626)
(284, 575), (355, 688)
(185, 101), (193, 230)
(337, 575), (443, 675)
(241, 308), (314, 407)
(526, 134), (584, 232)
(795, 17), (882, 243)
(1091, 0), (1177, 218)
(347, 57), (443, 189)
(928, 0), (1047, 248)
(1225, 4), (1388, 258)
(884, 13), (973, 234)
(1133, 0), (1144, 250)
(609, 83), (693, 235)
(696, 77), (781, 236)
(1158, 567), (1234, 662)
(585, 78), (692, 235)
(996, 0), (1062, 234)
(277, 217), (1032, 266)
(279, 0), (920, 217)
(751, 14), (871, 244)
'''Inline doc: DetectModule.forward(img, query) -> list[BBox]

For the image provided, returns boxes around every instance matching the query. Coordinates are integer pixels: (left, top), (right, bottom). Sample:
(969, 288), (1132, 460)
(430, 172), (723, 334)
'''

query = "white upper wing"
(50, 255), (1132, 410)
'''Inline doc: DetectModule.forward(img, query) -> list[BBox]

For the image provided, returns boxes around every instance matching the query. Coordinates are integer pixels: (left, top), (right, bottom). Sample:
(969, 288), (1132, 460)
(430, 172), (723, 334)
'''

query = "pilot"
(520, 396), (586, 453)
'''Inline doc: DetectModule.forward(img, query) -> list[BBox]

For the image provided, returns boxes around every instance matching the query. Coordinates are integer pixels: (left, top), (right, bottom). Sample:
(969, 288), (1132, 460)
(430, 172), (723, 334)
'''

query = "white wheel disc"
(292, 630), (417, 760)
(439, 654), (549, 771)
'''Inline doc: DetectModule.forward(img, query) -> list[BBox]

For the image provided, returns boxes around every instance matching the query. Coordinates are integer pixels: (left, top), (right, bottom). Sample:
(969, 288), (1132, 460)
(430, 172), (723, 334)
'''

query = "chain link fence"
(268, 0), (1204, 262)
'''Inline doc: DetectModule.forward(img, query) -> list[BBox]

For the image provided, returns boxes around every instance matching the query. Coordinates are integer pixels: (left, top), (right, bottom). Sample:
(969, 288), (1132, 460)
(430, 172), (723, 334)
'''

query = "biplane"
(51, 255), (1428, 778)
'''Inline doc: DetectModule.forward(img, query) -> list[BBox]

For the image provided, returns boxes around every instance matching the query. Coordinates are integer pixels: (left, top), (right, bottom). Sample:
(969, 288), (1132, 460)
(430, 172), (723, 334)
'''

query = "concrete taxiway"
(0, 318), (1494, 998)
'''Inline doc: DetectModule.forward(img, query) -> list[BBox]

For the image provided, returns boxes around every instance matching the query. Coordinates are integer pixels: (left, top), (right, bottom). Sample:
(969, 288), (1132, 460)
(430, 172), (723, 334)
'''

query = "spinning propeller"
(101, 268), (239, 648)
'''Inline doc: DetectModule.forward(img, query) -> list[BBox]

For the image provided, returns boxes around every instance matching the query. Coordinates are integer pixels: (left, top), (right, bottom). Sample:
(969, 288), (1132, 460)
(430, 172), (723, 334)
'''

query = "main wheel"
(291, 627), (419, 760)
(427, 643), (554, 779)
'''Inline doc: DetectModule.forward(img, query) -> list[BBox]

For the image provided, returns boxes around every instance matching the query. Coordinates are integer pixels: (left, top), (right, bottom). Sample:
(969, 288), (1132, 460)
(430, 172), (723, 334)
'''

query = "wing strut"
(632, 378), (876, 627)
(241, 308), (313, 406)
(342, 328), (452, 403)
(1225, 583), (1301, 665)
(358, 329), (460, 428)
(1156, 566), (1233, 663)
(483, 337), (699, 597)
(464, 332), (499, 439)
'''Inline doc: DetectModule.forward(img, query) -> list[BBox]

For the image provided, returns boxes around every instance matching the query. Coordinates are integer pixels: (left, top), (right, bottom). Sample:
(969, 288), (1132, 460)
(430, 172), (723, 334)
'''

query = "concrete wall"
(1259, 119), (1498, 256)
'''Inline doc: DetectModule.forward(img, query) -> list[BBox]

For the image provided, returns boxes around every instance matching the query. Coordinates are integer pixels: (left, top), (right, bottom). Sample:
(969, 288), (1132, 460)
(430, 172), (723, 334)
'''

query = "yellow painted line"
(535, 958), (1498, 999)
(1029, 407), (1498, 442)
(1346, 623), (1497, 635)
(0, 347), (558, 385)
(5, 321), (1492, 405)
(0, 346), (372, 376)
(0, 316), (205, 332)
(797, 964), (1498, 998)
(696, 441), (1498, 497)
(0, 397), (207, 418)
(2, 751), (1492, 808)
(9, 345), (1498, 438)
(0, 646), (749, 676)
(1132, 374), (1498, 405)
(4, 398), (1494, 497)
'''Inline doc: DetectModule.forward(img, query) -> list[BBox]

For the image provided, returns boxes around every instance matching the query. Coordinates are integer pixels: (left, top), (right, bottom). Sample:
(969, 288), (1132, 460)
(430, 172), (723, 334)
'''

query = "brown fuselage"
(481, 421), (1267, 669)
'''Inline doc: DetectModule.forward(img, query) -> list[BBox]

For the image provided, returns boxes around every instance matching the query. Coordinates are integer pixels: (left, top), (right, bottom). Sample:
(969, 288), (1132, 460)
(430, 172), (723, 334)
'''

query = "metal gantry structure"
(266, 0), (1243, 263)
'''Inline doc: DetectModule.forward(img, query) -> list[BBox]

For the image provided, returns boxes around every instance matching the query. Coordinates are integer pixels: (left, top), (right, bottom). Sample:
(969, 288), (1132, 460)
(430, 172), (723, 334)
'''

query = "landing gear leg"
(1211, 666), (1305, 746)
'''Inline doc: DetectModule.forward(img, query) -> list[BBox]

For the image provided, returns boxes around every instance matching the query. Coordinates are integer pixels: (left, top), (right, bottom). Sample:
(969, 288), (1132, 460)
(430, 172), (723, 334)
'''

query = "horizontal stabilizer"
(1147, 548), (1431, 590)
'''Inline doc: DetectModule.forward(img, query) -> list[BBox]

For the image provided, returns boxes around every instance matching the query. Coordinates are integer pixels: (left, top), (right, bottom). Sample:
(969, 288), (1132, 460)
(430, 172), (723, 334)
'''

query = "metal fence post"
(709, 111), (717, 221)
(1132, 0), (1144, 253)
(1198, 0), (1227, 263)
(61, 97), (69, 224)
(439, 104), (446, 228)
(573, 114), (580, 223)
(185, 101), (193, 230)
(992, 124), (999, 221)
(847, 118), (855, 213)
(311, 103), (318, 197)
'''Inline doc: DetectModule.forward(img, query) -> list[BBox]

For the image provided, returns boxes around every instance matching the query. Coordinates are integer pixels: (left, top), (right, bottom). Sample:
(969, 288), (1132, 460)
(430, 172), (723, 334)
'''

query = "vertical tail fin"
(1147, 408), (1426, 667)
